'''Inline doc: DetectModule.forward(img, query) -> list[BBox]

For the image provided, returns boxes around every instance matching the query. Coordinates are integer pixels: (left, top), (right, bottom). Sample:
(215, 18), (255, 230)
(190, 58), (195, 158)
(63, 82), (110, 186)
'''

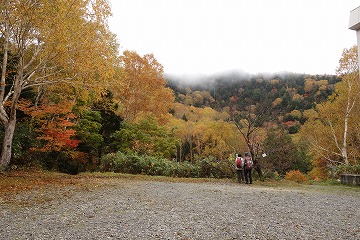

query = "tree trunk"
(253, 158), (264, 180)
(0, 118), (16, 170)
(0, 43), (24, 170)
(0, 0), (10, 122)
(342, 90), (352, 165)
(0, 78), (20, 170)
(248, 143), (264, 180)
(0, 0), (12, 170)
(342, 113), (349, 165)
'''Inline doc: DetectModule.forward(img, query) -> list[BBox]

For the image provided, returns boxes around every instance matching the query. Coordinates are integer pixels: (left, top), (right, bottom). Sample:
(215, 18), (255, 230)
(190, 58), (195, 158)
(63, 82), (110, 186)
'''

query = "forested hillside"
(167, 72), (340, 134)
(165, 47), (360, 180)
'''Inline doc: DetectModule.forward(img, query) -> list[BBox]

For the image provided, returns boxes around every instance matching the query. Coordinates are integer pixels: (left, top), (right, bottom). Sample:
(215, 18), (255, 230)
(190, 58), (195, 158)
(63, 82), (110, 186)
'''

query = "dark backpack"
(244, 156), (253, 170)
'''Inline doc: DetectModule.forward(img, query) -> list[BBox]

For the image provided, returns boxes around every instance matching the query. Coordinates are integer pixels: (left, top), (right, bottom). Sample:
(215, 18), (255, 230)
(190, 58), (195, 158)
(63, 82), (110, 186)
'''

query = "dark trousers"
(244, 168), (252, 184)
(236, 169), (244, 183)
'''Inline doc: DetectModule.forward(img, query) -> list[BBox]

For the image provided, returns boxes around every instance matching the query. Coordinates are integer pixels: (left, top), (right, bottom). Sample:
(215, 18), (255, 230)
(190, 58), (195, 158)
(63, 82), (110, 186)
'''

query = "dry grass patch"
(0, 170), (75, 195)
(0, 170), (233, 198)
(1, 170), (358, 205)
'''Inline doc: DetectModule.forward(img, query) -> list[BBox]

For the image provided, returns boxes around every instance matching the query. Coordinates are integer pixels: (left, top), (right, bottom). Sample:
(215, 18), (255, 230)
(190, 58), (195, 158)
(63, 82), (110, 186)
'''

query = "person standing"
(244, 152), (253, 184)
(235, 153), (244, 183)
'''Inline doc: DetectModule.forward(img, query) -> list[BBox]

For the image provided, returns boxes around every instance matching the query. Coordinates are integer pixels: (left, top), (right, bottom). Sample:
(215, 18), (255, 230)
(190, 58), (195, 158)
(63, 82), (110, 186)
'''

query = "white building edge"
(349, 6), (360, 67)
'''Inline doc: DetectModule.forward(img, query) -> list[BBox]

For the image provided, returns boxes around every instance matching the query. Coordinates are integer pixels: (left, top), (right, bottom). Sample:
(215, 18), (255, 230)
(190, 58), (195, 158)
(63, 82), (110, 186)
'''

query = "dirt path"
(0, 178), (359, 239)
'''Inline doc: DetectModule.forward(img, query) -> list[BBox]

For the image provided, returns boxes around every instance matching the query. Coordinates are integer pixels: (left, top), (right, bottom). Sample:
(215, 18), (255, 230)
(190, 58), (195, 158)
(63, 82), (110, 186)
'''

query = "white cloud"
(109, 0), (359, 75)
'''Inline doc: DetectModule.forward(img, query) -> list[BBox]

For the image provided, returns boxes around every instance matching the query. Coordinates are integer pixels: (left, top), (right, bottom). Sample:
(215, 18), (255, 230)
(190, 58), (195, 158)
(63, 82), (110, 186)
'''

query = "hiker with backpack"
(244, 152), (253, 184)
(235, 153), (244, 183)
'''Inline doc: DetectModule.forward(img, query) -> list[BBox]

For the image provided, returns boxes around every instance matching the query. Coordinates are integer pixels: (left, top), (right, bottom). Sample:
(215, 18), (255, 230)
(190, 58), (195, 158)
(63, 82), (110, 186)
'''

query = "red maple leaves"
(26, 99), (80, 152)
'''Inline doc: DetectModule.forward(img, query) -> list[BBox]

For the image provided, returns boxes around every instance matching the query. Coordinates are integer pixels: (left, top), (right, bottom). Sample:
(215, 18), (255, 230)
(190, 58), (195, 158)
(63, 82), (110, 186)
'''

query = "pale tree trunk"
(0, 118), (16, 170)
(340, 83), (352, 165)
(0, 0), (11, 170)
(0, 11), (24, 169)
(341, 79), (359, 165)
(0, 65), (23, 169)
(0, 65), (22, 170)
(0, 0), (9, 115)
(341, 111), (349, 165)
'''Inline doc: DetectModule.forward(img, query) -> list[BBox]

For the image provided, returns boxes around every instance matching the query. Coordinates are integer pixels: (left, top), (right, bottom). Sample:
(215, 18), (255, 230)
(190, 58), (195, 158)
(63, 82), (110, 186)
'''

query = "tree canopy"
(0, 0), (118, 169)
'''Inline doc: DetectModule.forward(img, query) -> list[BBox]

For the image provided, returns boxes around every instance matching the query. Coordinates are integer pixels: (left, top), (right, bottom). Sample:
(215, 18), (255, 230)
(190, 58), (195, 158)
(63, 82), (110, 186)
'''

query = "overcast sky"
(108, 0), (359, 76)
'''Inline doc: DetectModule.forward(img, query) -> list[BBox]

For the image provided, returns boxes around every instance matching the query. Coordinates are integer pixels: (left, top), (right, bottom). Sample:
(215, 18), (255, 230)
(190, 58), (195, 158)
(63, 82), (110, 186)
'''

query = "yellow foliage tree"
(304, 78), (316, 93)
(168, 104), (240, 162)
(116, 51), (174, 123)
(272, 98), (282, 107)
(289, 110), (302, 119)
(301, 46), (360, 168)
(303, 109), (318, 120)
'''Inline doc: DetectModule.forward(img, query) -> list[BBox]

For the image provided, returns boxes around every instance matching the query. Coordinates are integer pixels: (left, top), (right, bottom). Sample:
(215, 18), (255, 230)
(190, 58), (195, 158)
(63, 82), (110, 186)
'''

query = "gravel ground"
(0, 178), (359, 240)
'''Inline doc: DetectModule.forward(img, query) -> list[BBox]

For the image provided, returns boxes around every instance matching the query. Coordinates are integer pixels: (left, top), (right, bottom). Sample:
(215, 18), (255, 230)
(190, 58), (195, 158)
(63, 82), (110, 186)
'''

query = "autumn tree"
(168, 118), (194, 162)
(232, 103), (271, 180)
(169, 103), (239, 162)
(195, 120), (239, 161)
(0, 0), (118, 169)
(75, 110), (104, 166)
(262, 128), (306, 175)
(29, 100), (79, 151)
(26, 99), (83, 172)
(111, 117), (177, 159)
(301, 46), (360, 168)
(116, 50), (174, 123)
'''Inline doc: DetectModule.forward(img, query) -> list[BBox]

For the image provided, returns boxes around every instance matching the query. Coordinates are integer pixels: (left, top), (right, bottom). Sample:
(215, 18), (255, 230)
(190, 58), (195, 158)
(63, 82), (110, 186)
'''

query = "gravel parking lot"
(0, 178), (359, 239)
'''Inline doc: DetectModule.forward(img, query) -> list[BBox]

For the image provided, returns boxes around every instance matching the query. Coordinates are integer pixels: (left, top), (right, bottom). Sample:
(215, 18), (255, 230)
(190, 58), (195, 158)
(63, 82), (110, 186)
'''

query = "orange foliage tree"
(27, 100), (81, 158)
(116, 50), (174, 123)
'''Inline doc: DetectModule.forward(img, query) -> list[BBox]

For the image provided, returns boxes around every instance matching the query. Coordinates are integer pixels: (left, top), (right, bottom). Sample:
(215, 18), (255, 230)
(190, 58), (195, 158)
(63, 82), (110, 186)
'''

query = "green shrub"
(111, 118), (177, 159)
(262, 170), (281, 181)
(195, 158), (233, 178)
(100, 152), (232, 179)
(197, 159), (214, 178)
(334, 164), (360, 177)
(100, 152), (126, 173)
(147, 156), (172, 176)
(1, 122), (38, 167)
